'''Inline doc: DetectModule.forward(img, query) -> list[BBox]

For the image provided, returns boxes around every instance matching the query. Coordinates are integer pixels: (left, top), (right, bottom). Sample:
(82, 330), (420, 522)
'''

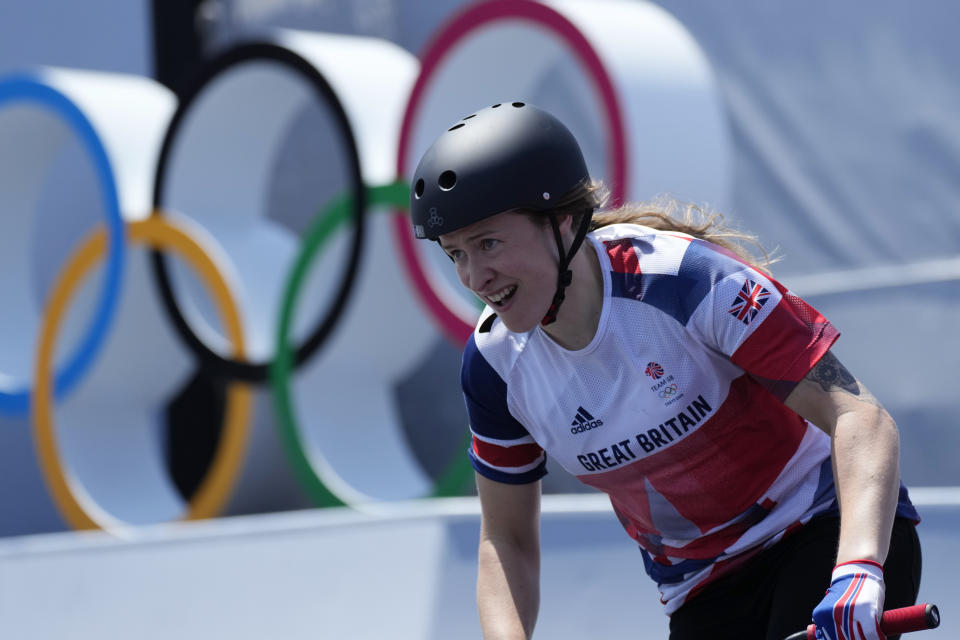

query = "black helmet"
(410, 101), (590, 241)
(410, 101), (595, 326)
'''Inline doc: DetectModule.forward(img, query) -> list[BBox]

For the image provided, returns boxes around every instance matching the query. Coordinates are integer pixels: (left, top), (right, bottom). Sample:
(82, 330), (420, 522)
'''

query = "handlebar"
(784, 603), (940, 640)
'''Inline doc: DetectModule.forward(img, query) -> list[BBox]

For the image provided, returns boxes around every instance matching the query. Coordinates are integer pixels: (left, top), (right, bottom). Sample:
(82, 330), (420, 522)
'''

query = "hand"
(812, 560), (886, 640)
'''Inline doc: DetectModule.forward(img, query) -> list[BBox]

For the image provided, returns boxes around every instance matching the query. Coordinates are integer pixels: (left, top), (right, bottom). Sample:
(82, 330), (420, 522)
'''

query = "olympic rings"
(0, 73), (125, 416)
(3, 11), (729, 533)
(271, 181), (474, 507)
(32, 217), (250, 530)
(393, 0), (629, 345)
(659, 384), (680, 399)
(151, 43), (367, 382)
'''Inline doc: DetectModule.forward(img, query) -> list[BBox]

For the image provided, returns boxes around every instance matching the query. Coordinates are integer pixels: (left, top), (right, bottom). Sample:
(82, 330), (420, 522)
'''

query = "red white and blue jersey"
(462, 223), (917, 614)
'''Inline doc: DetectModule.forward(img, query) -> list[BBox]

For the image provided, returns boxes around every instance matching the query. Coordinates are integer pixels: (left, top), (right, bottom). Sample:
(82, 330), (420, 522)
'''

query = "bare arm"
(476, 472), (542, 639)
(784, 350), (901, 564)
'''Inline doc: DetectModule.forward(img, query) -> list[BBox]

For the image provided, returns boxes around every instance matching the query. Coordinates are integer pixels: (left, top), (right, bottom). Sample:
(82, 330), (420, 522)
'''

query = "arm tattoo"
(808, 351), (882, 407)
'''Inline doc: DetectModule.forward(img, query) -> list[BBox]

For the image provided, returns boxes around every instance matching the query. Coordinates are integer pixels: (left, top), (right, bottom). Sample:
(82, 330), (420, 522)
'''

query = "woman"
(409, 102), (921, 639)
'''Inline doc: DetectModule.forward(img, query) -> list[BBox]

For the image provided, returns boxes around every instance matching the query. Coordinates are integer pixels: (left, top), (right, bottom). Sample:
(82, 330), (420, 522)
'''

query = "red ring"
(394, 0), (629, 345)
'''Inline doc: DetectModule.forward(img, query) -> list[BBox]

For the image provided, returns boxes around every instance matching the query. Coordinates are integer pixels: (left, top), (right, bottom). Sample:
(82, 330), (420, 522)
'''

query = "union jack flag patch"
(644, 362), (665, 379)
(729, 279), (770, 324)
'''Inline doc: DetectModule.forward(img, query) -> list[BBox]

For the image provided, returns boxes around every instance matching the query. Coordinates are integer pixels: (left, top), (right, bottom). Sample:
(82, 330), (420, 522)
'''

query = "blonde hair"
(540, 182), (778, 274)
(522, 182), (778, 274)
(593, 196), (777, 274)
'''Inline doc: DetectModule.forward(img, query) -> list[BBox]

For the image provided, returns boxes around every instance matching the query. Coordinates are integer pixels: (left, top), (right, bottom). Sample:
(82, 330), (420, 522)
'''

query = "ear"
(556, 213), (575, 237)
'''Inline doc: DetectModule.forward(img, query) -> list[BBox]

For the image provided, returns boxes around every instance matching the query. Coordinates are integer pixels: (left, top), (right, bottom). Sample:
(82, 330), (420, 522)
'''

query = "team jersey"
(462, 223), (918, 614)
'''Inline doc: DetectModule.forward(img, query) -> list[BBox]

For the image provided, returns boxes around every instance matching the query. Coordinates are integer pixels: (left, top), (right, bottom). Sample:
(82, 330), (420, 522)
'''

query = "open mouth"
(486, 285), (517, 308)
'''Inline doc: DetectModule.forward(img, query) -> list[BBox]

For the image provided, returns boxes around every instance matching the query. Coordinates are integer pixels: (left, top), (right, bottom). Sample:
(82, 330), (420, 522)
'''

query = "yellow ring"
(31, 217), (251, 530)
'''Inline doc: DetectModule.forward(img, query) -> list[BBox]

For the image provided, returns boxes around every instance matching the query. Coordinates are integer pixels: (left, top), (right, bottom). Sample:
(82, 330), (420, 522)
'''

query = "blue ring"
(0, 73), (125, 415)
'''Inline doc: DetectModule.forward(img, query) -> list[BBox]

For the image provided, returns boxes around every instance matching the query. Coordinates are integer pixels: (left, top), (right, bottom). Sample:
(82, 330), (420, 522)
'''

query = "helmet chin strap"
(541, 212), (592, 326)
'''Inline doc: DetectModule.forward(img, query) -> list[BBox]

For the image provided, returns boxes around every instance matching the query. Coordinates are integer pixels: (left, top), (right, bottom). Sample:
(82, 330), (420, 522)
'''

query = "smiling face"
(438, 211), (564, 333)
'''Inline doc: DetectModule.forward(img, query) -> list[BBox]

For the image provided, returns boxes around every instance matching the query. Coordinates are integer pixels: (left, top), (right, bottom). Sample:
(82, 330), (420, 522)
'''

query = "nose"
(459, 254), (492, 293)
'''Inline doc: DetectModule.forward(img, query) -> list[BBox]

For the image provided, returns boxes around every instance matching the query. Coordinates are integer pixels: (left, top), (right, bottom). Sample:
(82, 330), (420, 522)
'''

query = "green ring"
(270, 181), (474, 507)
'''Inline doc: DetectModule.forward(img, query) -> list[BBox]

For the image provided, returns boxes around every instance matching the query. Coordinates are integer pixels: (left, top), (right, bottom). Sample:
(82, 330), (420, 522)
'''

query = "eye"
(446, 248), (464, 262)
(480, 238), (499, 251)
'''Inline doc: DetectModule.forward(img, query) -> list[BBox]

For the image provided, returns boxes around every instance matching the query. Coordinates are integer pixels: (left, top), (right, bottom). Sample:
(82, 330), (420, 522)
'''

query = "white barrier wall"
(0, 497), (956, 639)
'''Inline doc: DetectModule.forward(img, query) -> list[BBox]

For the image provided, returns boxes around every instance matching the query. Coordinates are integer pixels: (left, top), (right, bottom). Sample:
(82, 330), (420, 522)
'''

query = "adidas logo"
(570, 406), (604, 434)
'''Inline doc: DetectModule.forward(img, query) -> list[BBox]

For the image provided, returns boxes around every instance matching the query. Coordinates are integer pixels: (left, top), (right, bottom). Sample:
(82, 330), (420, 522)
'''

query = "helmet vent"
(414, 178), (425, 198)
(438, 170), (457, 191)
(463, 114), (476, 119)
(491, 103), (501, 108)
(448, 123), (465, 131)
(512, 102), (525, 108)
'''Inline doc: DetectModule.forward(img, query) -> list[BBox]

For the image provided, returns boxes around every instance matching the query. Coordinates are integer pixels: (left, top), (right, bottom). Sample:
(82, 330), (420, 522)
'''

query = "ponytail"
(529, 182), (778, 274)
(589, 192), (778, 274)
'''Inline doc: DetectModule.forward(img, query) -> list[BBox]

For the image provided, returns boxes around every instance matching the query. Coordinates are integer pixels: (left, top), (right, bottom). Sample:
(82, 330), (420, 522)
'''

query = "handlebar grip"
(791, 603), (940, 640)
(880, 603), (940, 635)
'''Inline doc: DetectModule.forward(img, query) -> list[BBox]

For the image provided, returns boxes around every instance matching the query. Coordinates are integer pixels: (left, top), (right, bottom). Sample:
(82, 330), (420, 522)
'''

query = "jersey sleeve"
(461, 334), (547, 484)
(684, 238), (840, 397)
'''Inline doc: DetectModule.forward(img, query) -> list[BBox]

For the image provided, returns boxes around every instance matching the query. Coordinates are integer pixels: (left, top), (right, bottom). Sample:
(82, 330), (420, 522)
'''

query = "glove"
(812, 560), (886, 640)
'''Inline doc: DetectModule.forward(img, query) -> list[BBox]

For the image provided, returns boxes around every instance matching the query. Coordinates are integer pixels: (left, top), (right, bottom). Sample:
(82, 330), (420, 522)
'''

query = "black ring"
(151, 42), (366, 383)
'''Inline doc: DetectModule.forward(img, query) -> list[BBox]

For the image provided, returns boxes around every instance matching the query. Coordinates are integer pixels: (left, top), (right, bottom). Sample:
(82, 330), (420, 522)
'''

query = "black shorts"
(668, 516), (922, 640)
